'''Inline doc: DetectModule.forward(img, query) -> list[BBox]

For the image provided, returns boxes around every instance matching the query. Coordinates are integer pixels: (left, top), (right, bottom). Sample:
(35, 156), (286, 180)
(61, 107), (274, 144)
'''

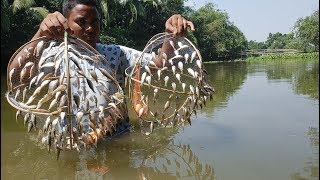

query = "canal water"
(1, 58), (318, 180)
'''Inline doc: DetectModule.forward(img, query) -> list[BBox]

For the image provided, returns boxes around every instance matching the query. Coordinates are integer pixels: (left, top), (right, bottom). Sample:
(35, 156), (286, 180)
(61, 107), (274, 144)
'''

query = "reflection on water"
(1, 58), (319, 180)
(290, 127), (319, 180)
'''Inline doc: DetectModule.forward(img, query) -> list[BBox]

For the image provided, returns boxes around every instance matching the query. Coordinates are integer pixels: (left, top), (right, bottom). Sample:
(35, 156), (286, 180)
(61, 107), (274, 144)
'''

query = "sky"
(184, 0), (319, 42)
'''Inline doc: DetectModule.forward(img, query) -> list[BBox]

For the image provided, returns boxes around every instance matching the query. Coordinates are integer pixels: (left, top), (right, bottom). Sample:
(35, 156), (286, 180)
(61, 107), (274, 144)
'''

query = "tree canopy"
(1, 0), (318, 73)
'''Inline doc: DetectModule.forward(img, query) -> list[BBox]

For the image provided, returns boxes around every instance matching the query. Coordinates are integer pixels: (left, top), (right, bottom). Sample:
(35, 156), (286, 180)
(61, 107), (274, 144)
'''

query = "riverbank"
(204, 52), (319, 64)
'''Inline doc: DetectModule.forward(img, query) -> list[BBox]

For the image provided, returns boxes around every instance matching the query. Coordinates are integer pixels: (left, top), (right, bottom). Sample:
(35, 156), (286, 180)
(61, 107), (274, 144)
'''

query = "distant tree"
(248, 40), (267, 49)
(293, 9), (319, 52)
(190, 3), (247, 61)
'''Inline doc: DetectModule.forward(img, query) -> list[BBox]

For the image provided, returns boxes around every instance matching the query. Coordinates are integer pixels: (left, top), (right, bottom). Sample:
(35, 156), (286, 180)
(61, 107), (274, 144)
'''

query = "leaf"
(12, 0), (36, 13)
(29, 7), (49, 18)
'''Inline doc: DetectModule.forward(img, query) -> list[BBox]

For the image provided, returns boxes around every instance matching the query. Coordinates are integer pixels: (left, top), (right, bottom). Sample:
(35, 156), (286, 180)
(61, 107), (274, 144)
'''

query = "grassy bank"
(204, 52), (319, 63)
(245, 52), (319, 62)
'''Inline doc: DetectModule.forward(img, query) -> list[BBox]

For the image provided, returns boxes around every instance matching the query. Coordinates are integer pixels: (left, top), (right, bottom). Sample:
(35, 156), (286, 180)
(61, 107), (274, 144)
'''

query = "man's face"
(67, 4), (101, 47)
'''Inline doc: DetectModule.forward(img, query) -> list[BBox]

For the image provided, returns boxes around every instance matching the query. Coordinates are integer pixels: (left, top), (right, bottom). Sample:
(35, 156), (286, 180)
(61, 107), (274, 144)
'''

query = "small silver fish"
(98, 68), (117, 83)
(51, 84), (67, 95)
(169, 40), (175, 49)
(22, 87), (27, 102)
(169, 59), (173, 65)
(15, 110), (21, 123)
(73, 94), (80, 109)
(162, 52), (167, 60)
(195, 86), (200, 97)
(138, 107), (145, 118)
(172, 65), (176, 74)
(190, 51), (196, 63)
(86, 78), (95, 92)
(146, 75), (151, 86)
(35, 72), (45, 85)
(59, 72), (65, 85)
(20, 67), (27, 83)
(37, 93), (53, 108)
(32, 80), (49, 97)
(189, 85), (195, 94)
(36, 40), (44, 57)
(54, 58), (63, 75)
(29, 75), (38, 89)
(178, 61), (183, 73)
(153, 88), (159, 99)
(140, 72), (147, 86)
(164, 100), (170, 112)
(9, 68), (15, 84)
(29, 64), (36, 78)
(172, 82), (176, 91)
(187, 68), (196, 78)
(43, 116), (51, 132)
(196, 59), (202, 69)
(89, 68), (98, 82)
(182, 83), (186, 92)
(145, 65), (151, 75)
(25, 95), (36, 105)
(17, 56), (22, 67)
(48, 98), (57, 111)
(40, 62), (55, 69)
(54, 91), (62, 101)
(24, 61), (34, 69)
(149, 61), (157, 67)
(15, 88), (21, 100)
(184, 53), (189, 64)
(59, 94), (67, 108)
(175, 73), (181, 83)
(162, 58), (166, 68)
(157, 69), (161, 80)
(60, 112), (66, 124)
(149, 121), (154, 133)
(23, 113), (30, 126)
(47, 79), (59, 93)
(164, 76), (169, 86)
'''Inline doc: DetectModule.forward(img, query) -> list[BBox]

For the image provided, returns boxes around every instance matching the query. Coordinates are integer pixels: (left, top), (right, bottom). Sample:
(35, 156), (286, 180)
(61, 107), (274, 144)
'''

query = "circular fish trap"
(125, 33), (214, 134)
(6, 32), (126, 158)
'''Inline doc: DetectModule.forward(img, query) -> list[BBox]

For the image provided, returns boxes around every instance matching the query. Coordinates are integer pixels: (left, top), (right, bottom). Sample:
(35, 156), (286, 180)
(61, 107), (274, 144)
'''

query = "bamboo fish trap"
(125, 33), (214, 134)
(6, 32), (126, 159)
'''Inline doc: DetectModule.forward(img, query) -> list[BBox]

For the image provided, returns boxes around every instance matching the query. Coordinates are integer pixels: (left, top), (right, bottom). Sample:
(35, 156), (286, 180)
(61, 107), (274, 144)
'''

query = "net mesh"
(125, 33), (214, 134)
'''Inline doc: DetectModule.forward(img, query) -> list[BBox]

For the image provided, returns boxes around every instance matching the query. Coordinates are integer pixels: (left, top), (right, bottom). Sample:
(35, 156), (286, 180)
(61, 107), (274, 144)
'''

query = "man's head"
(62, 0), (101, 47)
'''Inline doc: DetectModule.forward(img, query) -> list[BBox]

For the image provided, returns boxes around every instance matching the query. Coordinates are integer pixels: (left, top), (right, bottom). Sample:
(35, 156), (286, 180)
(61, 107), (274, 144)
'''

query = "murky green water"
(2, 59), (319, 180)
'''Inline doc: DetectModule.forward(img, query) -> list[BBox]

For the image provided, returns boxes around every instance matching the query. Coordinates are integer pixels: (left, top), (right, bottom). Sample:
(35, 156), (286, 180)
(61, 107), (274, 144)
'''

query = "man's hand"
(36, 11), (70, 39)
(165, 14), (195, 37)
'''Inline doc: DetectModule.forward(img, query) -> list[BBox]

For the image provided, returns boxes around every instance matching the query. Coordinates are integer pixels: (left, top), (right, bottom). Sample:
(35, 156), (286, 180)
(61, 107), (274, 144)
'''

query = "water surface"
(2, 59), (319, 180)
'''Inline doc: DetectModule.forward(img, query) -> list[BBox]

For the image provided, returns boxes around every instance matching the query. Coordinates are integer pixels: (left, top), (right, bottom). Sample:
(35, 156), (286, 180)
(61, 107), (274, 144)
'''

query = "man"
(8, 0), (195, 145)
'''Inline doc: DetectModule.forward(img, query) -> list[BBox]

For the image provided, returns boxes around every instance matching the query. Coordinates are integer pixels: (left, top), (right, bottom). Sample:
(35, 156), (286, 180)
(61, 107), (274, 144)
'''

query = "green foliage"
(293, 9), (319, 52)
(248, 40), (267, 49)
(12, 0), (36, 13)
(1, 0), (11, 32)
(246, 52), (319, 61)
(190, 3), (247, 61)
(249, 9), (319, 53)
(5, 0), (318, 74)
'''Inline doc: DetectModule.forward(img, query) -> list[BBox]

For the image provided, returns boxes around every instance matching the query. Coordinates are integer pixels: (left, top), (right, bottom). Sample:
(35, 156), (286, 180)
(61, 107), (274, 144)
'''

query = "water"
(1, 59), (319, 180)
